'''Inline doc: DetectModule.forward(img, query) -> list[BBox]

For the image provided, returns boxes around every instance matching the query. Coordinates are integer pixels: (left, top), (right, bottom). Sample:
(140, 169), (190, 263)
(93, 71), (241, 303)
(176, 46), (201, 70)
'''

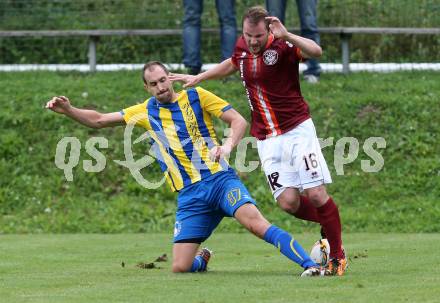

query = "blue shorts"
(173, 168), (256, 243)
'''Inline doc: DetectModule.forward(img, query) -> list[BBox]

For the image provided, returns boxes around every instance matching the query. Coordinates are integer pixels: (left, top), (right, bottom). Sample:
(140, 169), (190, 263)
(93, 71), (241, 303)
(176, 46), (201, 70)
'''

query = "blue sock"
(263, 225), (317, 269)
(190, 255), (207, 272)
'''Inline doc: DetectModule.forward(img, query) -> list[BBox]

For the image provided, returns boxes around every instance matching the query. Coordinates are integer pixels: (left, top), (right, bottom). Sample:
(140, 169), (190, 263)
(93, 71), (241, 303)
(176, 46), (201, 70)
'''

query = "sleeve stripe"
(120, 110), (125, 115)
(221, 105), (233, 112)
(296, 47), (304, 62)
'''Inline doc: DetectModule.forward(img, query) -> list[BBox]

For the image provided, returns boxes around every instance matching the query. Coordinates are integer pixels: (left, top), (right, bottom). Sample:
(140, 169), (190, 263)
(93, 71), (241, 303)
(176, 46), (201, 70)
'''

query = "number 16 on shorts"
(302, 152), (322, 181)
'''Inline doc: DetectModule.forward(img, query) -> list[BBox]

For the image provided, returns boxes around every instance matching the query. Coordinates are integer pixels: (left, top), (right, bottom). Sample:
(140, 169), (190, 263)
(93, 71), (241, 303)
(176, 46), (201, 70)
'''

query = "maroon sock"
(293, 195), (320, 223)
(317, 197), (344, 259)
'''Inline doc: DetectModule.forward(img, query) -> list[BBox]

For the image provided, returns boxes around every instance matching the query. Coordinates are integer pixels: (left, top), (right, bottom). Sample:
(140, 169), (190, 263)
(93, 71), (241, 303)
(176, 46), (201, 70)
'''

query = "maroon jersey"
(231, 35), (311, 140)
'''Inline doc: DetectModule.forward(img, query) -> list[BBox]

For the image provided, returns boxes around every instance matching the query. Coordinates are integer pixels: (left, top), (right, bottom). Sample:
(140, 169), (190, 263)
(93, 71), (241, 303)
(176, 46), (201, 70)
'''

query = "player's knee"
(307, 193), (322, 206)
(235, 204), (270, 238)
(277, 191), (300, 214)
(172, 263), (190, 273)
(305, 186), (328, 207)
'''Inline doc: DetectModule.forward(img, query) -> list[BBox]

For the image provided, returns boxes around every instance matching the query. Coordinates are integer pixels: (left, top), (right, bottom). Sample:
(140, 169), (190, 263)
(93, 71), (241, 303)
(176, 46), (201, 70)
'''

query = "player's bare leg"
(304, 185), (328, 208)
(172, 242), (213, 273)
(233, 203), (271, 238)
(172, 243), (200, 272)
(276, 187), (301, 214)
(276, 187), (320, 223)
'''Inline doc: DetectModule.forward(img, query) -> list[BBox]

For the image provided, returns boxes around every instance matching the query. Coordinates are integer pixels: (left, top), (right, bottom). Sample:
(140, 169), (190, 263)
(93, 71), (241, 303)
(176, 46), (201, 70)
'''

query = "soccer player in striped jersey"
(46, 61), (330, 277)
(170, 6), (348, 276)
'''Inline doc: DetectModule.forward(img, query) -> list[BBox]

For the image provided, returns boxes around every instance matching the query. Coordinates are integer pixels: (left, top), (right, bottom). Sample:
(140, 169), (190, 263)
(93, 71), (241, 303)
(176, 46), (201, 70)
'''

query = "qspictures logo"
(54, 122), (387, 189)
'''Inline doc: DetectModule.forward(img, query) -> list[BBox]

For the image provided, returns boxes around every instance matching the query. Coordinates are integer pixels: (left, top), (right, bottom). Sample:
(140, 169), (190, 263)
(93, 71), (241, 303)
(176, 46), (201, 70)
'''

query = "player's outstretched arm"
(265, 16), (322, 59)
(209, 109), (247, 162)
(169, 59), (238, 88)
(45, 96), (125, 129)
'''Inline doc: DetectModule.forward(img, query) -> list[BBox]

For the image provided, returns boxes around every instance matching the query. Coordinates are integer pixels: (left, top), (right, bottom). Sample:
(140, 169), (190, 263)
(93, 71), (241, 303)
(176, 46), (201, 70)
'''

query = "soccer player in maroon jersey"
(170, 6), (347, 276)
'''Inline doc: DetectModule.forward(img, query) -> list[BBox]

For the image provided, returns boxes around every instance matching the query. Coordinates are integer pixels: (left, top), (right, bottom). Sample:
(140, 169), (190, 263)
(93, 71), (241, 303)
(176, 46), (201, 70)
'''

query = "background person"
(183, 0), (237, 75)
(266, 0), (322, 83)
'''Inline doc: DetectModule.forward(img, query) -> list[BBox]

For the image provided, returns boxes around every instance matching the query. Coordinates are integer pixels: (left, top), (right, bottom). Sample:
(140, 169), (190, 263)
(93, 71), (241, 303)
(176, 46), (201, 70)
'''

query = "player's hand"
(209, 145), (232, 162)
(265, 16), (289, 40)
(45, 96), (72, 114)
(169, 73), (201, 88)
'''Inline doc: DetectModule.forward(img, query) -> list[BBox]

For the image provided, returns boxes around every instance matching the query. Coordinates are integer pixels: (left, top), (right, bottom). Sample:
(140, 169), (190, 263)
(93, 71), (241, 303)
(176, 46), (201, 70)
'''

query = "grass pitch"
(1, 233), (439, 303)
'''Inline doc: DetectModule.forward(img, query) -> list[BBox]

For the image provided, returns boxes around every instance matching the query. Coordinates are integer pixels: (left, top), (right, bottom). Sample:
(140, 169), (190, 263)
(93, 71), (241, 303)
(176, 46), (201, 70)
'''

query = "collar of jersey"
(264, 33), (275, 50)
(154, 91), (183, 108)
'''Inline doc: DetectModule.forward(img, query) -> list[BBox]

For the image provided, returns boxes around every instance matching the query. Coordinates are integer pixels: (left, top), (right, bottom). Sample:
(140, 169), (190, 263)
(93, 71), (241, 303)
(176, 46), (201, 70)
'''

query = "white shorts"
(257, 118), (332, 199)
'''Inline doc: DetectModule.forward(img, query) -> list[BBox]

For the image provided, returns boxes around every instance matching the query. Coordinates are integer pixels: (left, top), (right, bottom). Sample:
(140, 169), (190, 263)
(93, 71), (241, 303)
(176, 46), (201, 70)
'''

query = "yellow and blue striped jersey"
(121, 87), (232, 191)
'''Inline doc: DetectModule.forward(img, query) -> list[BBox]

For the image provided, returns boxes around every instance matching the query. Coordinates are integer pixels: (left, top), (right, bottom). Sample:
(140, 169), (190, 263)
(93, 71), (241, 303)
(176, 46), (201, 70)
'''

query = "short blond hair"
(242, 6), (270, 30)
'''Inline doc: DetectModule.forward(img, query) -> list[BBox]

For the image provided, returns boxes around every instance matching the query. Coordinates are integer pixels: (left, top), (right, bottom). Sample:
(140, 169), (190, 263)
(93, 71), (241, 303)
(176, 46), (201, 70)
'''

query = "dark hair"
(242, 6), (270, 30)
(142, 61), (169, 84)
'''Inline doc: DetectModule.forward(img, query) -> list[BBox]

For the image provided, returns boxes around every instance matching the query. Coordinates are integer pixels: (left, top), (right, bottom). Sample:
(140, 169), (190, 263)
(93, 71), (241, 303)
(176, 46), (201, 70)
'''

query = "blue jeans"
(266, 0), (321, 76)
(183, 0), (237, 71)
